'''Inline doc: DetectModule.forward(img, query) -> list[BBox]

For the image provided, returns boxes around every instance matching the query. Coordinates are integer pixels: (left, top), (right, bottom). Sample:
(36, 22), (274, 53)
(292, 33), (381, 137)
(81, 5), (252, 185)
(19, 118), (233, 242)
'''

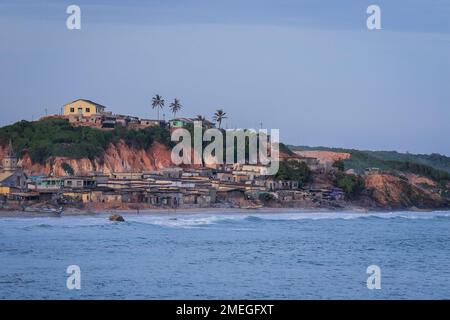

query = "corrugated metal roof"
(64, 99), (107, 110)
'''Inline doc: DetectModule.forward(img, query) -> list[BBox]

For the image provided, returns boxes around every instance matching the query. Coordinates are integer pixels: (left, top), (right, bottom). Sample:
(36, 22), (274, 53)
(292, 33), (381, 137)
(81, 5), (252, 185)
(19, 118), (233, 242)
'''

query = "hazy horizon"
(1, 0), (449, 155)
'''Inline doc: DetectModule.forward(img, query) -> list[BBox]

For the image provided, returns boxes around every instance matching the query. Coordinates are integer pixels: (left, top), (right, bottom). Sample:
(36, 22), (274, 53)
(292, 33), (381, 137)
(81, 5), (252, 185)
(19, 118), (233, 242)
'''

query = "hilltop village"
(1, 98), (449, 213)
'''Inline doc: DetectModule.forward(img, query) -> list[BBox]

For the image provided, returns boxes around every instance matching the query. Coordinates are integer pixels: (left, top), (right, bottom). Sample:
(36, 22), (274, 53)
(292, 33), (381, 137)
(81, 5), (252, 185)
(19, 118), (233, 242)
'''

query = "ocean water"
(0, 210), (449, 299)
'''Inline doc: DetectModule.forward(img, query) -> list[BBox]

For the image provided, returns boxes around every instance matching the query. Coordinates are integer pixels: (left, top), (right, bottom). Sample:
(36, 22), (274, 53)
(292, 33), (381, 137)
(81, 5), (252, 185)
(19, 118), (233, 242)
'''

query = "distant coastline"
(1, 109), (450, 214)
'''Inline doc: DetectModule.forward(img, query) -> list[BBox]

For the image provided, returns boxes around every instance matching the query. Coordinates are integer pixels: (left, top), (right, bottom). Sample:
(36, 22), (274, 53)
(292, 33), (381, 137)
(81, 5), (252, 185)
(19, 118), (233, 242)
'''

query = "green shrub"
(332, 160), (345, 171)
(259, 192), (275, 202)
(334, 172), (365, 199)
(61, 162), (75, 176)
(275, 160), (311, 186)
(0, 119), (172, 164)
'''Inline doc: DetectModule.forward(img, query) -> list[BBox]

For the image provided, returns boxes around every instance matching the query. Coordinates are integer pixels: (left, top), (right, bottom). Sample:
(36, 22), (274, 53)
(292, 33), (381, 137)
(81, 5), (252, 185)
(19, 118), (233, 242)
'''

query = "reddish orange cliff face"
(364, 172), (445, 209)
(8, 141), (173, 176)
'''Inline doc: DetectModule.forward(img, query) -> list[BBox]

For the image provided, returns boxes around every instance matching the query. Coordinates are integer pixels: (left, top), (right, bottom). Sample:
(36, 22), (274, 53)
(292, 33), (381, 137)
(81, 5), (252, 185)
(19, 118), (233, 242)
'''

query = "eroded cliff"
(364, 173), (448, 209)
(14, 141), (173, 176)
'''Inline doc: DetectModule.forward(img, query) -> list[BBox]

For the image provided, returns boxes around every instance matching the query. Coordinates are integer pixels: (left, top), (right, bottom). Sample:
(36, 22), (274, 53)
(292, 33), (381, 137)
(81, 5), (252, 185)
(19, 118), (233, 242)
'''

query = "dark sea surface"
(0, 210), (449, 299)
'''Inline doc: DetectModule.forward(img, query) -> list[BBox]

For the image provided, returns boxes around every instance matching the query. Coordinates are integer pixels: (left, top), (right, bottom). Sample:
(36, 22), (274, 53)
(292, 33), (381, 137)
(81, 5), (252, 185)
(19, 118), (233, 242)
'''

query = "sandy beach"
(0, 205), (372, 218)
(0, 205), (427, 218)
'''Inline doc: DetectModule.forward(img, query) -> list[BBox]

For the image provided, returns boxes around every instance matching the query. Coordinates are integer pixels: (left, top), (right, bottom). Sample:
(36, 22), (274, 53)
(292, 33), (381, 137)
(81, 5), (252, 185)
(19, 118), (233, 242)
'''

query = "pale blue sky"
(0, 0), (449, 154)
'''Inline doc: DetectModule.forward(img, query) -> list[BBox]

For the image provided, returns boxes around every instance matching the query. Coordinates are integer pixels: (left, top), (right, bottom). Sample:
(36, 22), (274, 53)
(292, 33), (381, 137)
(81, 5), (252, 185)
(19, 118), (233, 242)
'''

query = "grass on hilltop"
(289, 145), (450, 183)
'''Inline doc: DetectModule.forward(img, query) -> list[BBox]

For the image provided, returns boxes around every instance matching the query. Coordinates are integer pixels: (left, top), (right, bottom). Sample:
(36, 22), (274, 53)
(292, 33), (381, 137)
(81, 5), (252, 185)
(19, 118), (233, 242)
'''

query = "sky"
(0, 0), (449, 155)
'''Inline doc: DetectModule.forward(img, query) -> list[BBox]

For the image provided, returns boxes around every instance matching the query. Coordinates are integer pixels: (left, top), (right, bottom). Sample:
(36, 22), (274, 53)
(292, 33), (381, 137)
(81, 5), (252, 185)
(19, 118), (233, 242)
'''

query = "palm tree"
(152, 94), (165, 120)
(195, 115), (206, 121)
(169, 98), (182, 118)
(213, 109), (227, 129)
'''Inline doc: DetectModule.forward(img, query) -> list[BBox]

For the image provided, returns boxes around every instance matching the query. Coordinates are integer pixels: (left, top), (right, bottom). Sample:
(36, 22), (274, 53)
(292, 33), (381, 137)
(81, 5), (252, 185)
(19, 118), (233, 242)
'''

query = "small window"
(70, 108), (75, 112)
(86, 108), (90, 112)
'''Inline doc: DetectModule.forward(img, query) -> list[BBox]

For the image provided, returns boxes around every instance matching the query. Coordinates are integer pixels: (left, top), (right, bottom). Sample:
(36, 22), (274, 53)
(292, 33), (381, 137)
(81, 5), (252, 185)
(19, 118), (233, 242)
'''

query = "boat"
(22, 205), (64, 215)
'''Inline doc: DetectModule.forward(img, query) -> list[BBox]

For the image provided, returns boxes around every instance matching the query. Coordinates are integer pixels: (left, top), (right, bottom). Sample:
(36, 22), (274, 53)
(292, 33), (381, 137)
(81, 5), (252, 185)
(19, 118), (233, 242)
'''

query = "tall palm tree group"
(152, 94), (183, 120)
(151, 94), (228, 128)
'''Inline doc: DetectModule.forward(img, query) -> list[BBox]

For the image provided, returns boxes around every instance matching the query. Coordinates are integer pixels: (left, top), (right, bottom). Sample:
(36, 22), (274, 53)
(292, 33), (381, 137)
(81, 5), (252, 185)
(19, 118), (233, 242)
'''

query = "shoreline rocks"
(109, 214), (125, 222)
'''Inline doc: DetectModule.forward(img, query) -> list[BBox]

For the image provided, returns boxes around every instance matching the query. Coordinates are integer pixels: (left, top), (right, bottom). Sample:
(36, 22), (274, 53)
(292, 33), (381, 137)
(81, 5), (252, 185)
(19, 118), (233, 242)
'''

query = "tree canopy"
(0, 119), (172, 164)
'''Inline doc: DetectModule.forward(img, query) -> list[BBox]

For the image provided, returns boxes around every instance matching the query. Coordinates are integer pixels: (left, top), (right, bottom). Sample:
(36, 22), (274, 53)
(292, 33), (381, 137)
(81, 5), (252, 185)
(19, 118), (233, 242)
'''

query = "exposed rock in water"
(109, 214), (125, 222)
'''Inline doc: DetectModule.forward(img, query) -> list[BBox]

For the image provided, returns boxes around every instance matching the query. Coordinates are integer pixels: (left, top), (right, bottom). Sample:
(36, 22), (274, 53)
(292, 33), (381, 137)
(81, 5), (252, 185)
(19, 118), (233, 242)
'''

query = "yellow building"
(63, 191), (92, 203)
(63, 99), (107, 117)
(0, 186), (12, 195)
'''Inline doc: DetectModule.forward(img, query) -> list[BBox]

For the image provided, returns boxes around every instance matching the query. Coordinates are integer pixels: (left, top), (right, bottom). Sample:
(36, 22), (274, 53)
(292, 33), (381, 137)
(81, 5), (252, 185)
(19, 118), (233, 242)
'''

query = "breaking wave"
(113, 211), (450, 228)
(1, 210), (449, 230)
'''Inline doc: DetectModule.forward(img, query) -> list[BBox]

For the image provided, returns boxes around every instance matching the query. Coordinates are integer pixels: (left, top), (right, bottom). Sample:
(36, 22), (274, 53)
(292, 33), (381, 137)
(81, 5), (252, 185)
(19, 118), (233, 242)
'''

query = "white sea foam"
(1, 210), (449, 229)
(123, 211), (450, 228)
